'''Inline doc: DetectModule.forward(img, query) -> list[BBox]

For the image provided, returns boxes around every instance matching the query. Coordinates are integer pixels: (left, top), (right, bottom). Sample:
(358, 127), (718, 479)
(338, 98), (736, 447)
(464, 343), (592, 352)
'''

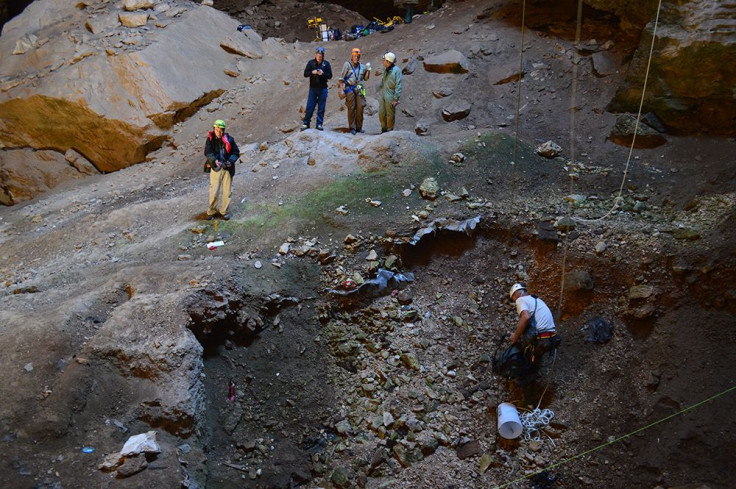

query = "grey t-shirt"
(515, 295), (555, 333)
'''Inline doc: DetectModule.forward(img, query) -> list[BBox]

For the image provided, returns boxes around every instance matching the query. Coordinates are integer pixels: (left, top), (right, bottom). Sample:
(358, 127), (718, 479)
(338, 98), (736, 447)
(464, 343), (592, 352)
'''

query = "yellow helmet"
(214, 120), (226, 129)
(351, 47), (361, 55)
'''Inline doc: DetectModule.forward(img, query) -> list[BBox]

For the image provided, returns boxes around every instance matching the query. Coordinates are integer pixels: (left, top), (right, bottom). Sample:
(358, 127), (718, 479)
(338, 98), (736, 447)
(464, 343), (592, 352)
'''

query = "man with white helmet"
(337, 47), (371, 135)
(377, 51), (402, 133)
(508, 283), (560, 362)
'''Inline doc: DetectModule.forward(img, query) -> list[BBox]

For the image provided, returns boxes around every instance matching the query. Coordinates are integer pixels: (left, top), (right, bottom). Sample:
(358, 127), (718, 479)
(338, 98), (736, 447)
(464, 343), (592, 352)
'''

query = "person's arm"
(204, 136), (217, 165)
(323, 61), (332, 80)
(226, 136), (240, 165)
(337, 62), (348, 96)
(363, 63), (371, 81)
(510, 310), (531, 344)
(392, 67), (402, 106)
(304, 60), (313, 78)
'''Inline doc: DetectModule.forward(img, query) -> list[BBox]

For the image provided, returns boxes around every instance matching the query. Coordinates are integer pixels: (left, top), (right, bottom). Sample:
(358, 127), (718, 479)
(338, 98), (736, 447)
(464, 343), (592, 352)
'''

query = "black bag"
(492, 343), (526, 379)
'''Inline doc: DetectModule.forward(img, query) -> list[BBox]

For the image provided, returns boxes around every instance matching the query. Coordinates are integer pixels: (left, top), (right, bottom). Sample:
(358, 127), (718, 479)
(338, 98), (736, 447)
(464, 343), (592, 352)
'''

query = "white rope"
(520, 407), (555, 443)
(574, 0), (664, 224)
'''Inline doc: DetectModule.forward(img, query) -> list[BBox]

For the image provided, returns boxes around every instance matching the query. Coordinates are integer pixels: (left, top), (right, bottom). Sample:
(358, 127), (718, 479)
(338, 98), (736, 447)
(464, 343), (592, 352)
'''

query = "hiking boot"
(206, 214), (216, 220)
(221, 213), (231, 220)
(350, 129), (356, 135)
(300, 123), (309, 131)
(316, 125), (324, 131)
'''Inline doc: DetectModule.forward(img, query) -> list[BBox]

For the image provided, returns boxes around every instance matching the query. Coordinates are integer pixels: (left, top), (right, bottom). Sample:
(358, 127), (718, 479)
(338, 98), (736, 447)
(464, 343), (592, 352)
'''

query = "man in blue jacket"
(301, 46), (332, 131)
(204, 119), (240, 220)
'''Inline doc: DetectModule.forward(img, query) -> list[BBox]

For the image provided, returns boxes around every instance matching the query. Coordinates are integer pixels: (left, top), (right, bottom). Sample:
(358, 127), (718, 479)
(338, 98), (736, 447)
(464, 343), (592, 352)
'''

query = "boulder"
(432, 86), (453, 98)
(123, 0), (155, 11)
(415, 120), (430, 135)
(629, 285), (655, 300)
(564, 270), (594, 292)
(419, 177), (439, 200)
(442, 101), (471, 122)
(609, 114), (666, 148)
(116, 454), (149, 478)
(456, 440), (481, 460)
(85, 13), (121, 35)
(591, 51), (617, 76)
(536, 140), (562, 157)
(65, 149), (99, 175)
(402, 58), (419, 75)
(119, 12), (149, 28)
(423, 50), (469, 74)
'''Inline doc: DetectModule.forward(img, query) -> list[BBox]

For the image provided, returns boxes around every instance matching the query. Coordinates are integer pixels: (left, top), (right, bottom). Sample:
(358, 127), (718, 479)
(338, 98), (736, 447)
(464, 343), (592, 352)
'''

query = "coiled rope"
(520, 407), (555, 443)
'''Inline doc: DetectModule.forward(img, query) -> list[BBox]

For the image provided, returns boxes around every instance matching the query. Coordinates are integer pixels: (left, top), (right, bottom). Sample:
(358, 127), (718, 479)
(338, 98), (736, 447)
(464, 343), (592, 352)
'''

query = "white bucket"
(497, 402), (523, 439)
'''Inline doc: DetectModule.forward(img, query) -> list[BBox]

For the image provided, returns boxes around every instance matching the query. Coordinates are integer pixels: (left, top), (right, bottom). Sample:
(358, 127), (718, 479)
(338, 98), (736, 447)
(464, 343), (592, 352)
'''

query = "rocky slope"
(0, 1), (735, 489)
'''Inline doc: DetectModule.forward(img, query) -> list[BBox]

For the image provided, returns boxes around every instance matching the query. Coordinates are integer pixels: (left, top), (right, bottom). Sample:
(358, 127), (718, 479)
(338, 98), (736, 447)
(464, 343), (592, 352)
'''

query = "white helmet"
(383, 52), (396, 63)
(509, 283), (526, 300)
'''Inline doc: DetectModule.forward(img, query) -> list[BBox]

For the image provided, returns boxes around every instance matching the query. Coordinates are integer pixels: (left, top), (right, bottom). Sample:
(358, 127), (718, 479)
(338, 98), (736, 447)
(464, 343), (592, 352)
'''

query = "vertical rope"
(510, 0), (527, 223)
(574, 0), (664, 224)
(557, 0), (584, 315)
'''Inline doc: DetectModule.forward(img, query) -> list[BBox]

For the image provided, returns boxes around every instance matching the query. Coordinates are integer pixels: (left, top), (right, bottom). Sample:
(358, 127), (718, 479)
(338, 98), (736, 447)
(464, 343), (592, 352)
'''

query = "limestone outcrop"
(607, 0), (736, 135)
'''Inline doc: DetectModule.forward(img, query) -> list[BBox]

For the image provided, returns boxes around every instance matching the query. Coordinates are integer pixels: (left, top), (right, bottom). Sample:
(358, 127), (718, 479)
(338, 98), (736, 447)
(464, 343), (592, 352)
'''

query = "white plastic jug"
(497, 402), (523, 439)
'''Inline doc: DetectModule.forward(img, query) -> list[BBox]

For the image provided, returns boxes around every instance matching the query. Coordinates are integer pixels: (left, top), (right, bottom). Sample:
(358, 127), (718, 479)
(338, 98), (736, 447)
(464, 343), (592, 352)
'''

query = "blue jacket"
(304, 58), (333, 88)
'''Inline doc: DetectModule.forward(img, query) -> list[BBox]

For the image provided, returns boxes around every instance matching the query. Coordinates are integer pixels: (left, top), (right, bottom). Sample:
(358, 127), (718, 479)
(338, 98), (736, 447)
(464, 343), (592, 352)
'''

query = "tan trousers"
(345, 90), (365, 132)
(379, 96), (396, 132)
(208, 169), (232, 216)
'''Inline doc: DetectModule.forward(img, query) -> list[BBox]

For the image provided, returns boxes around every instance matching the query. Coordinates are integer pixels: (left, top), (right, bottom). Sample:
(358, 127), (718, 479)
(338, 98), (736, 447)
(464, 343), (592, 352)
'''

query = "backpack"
(492, 343), (527, 379)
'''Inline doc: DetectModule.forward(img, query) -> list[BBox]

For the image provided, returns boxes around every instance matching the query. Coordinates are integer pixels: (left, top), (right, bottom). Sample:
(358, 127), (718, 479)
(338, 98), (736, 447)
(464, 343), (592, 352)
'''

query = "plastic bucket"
(497, 402), (523, 439)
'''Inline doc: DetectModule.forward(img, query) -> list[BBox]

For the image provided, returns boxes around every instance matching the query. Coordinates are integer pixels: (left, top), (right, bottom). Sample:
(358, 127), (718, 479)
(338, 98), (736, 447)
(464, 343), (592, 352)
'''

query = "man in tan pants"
(338, 47), (371, 135)
(204, 119), (240, 220)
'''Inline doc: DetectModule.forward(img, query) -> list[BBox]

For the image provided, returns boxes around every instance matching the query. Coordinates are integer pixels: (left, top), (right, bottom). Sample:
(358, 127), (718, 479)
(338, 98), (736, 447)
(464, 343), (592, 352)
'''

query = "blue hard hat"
(316, 46), (325, 54)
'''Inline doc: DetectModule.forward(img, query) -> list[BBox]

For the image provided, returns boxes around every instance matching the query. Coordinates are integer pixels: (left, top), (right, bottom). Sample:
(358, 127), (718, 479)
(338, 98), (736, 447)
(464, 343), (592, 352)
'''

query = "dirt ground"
(1, 1), (735, 488)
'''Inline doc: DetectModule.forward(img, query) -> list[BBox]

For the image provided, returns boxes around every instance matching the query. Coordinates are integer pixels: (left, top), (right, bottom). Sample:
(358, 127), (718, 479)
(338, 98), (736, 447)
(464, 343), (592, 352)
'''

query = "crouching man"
(508, 283), (560, 367)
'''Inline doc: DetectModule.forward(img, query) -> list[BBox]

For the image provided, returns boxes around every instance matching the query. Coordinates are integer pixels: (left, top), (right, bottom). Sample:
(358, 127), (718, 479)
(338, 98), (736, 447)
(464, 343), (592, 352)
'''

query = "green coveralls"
(378, 64), (403, 132)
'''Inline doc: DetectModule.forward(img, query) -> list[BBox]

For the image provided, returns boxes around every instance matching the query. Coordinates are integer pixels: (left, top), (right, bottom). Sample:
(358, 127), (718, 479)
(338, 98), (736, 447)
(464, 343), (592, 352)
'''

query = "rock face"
(607, 0), (736, 135)
(0, 149), (86, 205)
(87, 293), (205, 438)
(584, 0), (660, 32)
(0, 2), (265, 203)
